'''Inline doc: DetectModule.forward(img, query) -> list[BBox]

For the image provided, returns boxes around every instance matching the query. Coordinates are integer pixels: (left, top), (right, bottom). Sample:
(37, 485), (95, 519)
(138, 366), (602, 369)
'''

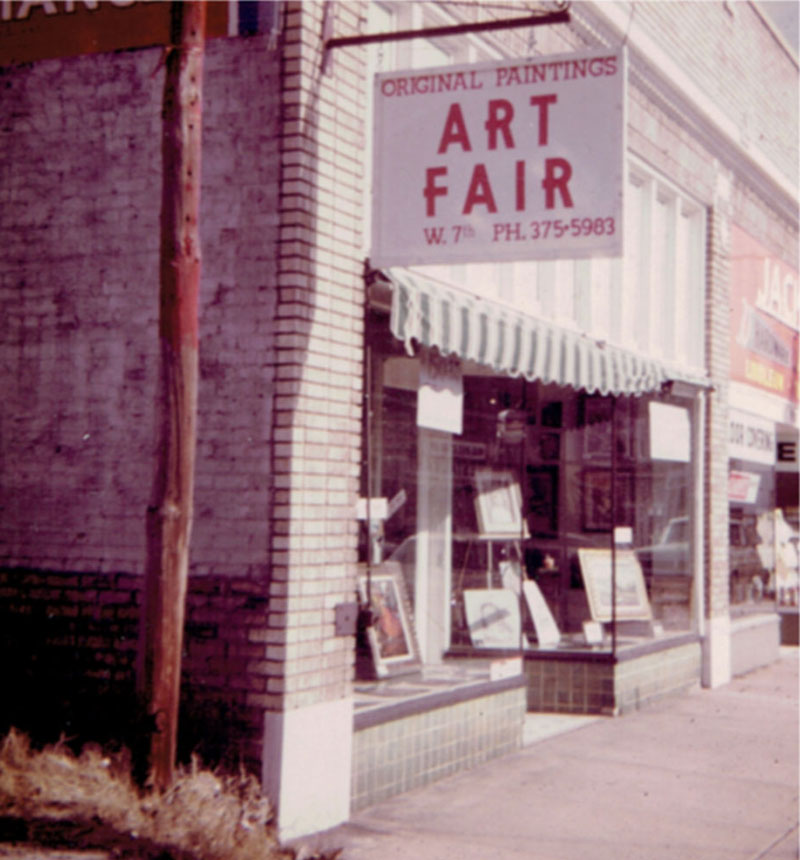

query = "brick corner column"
(261, 1), (368, 840)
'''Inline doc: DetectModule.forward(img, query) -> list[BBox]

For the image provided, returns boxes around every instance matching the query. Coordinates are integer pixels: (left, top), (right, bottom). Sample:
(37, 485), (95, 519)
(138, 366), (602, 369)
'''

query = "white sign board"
(417, 351), (463, 434)
(649, 402), (690, 462)
(729, 408), (776, 466)
(371, 49), (625, 266)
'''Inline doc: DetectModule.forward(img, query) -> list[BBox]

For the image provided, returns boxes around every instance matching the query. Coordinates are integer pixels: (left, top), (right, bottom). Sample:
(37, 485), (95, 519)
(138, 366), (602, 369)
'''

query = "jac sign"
(371, 49), (625, 267)
(730, 225), (799, 405)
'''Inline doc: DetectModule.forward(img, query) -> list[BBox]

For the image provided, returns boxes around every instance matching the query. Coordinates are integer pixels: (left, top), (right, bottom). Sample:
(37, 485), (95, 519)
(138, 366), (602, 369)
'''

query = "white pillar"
(262, 697), (354, 841)
(702, 614), (732, 688)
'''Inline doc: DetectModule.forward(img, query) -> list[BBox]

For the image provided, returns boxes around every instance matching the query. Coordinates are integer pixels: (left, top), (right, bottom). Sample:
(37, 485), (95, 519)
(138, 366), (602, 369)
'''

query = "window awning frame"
(377, 267), (710, 397)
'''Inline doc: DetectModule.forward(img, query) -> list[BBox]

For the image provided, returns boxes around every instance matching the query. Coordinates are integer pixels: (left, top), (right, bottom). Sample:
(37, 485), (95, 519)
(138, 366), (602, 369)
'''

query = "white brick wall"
(0, 33), (282, 579)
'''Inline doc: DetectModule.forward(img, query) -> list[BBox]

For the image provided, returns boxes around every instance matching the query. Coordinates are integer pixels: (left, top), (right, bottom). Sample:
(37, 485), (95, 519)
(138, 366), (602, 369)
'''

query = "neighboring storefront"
(729, 225), (799, 646)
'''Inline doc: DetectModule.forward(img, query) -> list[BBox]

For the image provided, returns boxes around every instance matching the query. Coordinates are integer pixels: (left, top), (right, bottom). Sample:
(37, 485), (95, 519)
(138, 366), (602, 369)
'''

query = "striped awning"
(385, 268), (709, 397)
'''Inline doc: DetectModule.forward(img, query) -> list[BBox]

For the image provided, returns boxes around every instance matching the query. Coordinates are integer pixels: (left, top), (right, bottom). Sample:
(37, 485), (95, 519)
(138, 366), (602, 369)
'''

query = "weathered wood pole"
(139, 0), (206, 791)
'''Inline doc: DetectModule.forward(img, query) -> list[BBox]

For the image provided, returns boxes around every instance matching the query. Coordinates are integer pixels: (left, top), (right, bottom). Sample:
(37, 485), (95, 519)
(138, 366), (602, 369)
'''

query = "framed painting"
(358, 562), (419, 678)
(582, 469), (635, 531)
(539, 431), (561, 461)
(582, 395), (634, 462)
(582, 396), (612, 460)
(527, 465), (559, 536)
(474, 468), (528, 538)
(578, 548), (652, 623)
(463, 588), (521, 649)
(541, 401), (563, 428)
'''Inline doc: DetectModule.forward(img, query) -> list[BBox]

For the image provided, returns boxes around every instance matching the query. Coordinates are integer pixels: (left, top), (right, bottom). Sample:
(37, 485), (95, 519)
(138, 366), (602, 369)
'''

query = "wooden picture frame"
(539, 431), (561, 461)
(527, 465), (559, 536)
(578, 548), (652, 622)
(582, 396), (612, 460)
(474, 468), (528, 538)
(541, 401), (563, 428)
(358, 562), (419, 678)
(582, 468), (635, 532)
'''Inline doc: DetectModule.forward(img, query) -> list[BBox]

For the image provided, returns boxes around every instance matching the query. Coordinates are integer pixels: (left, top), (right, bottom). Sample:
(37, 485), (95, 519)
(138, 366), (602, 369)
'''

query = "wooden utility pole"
(138, 0), (206, 791)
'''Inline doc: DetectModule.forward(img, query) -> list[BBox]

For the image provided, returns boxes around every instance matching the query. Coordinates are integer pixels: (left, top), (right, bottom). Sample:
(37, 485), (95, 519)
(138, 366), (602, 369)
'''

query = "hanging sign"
(371, 48), (625, 266)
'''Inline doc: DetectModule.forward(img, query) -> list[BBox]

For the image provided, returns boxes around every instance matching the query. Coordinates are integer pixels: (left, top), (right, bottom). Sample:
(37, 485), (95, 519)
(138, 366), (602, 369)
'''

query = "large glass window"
(359, 330), (700, 666)
(728, 462), (780, 615)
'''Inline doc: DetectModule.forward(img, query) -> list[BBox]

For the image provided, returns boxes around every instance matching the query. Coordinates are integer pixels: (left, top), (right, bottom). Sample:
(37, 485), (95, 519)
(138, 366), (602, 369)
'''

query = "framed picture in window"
(541, 401), (563, 428)
(474, 468), (528, 538)
(583, 396), (612, 460)
(358, 562), (419, 678)
(583, 396), (634, 462)
(578, 548), (652, 622)
(539, 431), (561, 461)
(582, 469), (635, 532)
(463, 588), (521, 649)
(527, 465), (559, 536)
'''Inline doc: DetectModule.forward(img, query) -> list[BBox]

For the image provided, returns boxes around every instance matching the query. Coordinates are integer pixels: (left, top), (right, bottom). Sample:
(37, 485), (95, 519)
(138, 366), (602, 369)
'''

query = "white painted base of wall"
(262, 697), (353, 841)
(702, 614), (732, 688)
(730, 613), (780, 677)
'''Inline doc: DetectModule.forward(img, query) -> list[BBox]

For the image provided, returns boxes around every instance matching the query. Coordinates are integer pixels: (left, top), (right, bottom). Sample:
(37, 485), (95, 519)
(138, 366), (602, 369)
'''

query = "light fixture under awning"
(383, 268), (709, 397)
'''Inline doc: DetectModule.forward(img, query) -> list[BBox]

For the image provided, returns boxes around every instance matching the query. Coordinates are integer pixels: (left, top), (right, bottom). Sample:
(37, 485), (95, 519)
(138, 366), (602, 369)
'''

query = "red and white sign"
(730, 225), (799, 406)
(371, 49), (625, 266)
(728, 470), (761, 504)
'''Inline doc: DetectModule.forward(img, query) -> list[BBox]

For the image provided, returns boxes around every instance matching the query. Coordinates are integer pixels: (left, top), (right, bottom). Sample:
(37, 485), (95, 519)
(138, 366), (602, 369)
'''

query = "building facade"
(1, 0), (797, 841)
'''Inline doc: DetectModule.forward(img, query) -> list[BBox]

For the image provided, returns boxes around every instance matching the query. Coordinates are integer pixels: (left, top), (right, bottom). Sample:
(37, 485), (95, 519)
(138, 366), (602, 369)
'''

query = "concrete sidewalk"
(306, 649), (799, 860)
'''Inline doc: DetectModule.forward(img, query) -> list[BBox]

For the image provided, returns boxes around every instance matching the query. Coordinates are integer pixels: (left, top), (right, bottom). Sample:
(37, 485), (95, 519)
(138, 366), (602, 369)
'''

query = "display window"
(728, 464), (798, 613)
(358, 316), (701, 673)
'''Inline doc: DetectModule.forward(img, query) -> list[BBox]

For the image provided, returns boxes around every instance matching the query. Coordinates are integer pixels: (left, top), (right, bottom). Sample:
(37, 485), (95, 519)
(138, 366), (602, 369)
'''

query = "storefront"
(729, 225), (800, 649)
(355, 145), (711, 721)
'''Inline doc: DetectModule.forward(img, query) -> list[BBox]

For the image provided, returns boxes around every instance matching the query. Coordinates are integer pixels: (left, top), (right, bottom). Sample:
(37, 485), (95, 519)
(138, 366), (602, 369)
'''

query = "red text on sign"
(426, 93), (573, 216)
(424, 158), (573, 217)
(438, 94), (558, 153)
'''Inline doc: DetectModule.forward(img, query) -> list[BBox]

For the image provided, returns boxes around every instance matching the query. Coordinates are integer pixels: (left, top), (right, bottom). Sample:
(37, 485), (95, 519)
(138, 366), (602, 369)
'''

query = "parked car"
(635, 516), (690, 576)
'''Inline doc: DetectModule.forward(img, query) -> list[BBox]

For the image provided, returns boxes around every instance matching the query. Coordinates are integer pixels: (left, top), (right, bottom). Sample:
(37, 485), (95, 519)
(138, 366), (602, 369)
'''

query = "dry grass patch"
(0, 730), (338, 860)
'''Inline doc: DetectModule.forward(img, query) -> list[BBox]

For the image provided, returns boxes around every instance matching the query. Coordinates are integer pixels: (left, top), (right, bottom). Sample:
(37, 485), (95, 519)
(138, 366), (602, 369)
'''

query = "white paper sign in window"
(649, 402), (690, 462)
(417, 351), (463, 434)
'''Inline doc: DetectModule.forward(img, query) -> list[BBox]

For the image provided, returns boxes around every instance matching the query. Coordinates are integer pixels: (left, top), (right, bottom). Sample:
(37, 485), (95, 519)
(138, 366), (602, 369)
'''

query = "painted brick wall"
(627, 0), (798, 188)
(0, 31), (281, 580)
(0, 25), (282, 775)
(732, 181), (798, 267)
(0, 566), (268, 774)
